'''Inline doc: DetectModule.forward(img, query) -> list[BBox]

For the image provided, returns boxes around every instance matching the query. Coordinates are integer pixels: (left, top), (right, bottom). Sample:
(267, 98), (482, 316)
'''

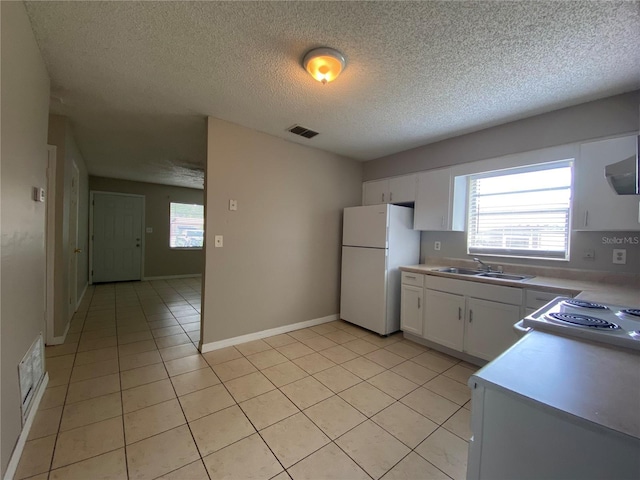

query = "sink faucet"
(473, 257), (492, 272)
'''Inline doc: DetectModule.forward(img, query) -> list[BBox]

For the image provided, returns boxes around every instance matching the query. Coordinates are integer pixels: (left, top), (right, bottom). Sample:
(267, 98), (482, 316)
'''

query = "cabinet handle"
(418, 297), (421, 309)
(584, 210), (589, 227)
(535, 297), (549, 302)
(469, 309), (473, 322)
(390, 192), (393, 202)
(382, 193), (385, 202)
(458, 307), (462, 320)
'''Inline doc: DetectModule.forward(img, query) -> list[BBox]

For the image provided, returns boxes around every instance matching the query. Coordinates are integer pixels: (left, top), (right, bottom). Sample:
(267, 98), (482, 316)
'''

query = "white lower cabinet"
(423, 289), (465, 350)
(401, 274), (525, 362)
(464, 298), (520, 360)
(400, 284), (424, 336)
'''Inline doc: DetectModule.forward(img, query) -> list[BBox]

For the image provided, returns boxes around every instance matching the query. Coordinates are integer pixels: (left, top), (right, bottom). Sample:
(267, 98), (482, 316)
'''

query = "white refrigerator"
(340, 204), (420, 335)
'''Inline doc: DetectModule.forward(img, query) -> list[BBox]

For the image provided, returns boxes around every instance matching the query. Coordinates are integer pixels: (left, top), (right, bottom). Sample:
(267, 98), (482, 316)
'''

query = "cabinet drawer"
(425, 275), (522, 305)
(525, 290), (565, 310)
(402, 272), (424, 287)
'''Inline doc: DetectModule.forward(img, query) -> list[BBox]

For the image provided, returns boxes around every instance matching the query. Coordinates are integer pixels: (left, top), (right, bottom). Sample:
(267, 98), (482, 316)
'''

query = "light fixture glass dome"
(303, 48), (346, 84)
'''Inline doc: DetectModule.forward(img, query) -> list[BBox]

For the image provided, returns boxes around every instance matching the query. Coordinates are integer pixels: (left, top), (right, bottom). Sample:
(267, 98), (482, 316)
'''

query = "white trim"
(201, 314), (339, 353)
(89, 191), (145, 284)
(3, 373), (49, 480)
(76, 282), (88, 310)
(45, 146), (56, 346)
(142, 274), (202, 281)
(47, 320), (70, 346)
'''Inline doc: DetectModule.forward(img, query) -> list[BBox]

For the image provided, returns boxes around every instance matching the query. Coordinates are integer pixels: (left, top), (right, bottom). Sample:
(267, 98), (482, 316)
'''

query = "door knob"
(74, 248), (82, 253)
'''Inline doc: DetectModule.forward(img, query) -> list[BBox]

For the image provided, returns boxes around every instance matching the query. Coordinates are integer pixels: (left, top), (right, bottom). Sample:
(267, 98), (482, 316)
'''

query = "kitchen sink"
(433, 267), (483, 275)
(432, 267), (534, 281)
(476, 272), (533, 281)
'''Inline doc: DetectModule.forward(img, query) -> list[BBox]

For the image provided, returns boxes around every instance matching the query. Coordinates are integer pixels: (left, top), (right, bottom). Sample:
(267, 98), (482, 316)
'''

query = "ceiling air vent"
(287, 125), (319, 139)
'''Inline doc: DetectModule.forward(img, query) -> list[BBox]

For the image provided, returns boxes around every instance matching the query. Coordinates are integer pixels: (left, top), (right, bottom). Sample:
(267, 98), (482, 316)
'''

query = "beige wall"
(0, 1), (50, 475)
(89, 176), (204, 278)
(203, 117), (362, 345)
(364, 91), (639, 181)
(47, 115), (90, 337)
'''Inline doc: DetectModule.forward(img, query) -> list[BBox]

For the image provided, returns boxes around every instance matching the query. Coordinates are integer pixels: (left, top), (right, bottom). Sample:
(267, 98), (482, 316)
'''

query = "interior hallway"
(15, 279), (474, 479)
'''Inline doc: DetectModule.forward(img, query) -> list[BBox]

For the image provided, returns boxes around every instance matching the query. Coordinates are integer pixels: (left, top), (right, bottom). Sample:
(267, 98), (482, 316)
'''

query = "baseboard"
(76, 282), (88, 310)
(47, 320), (70, 346)
(3, 372), (49, 480)
(142, 274), (202, 281)
(201, 314), (339, 353)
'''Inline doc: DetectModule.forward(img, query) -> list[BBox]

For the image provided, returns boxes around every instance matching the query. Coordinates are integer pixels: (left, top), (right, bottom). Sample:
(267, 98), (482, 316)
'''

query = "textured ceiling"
(25, 1), (640, 189)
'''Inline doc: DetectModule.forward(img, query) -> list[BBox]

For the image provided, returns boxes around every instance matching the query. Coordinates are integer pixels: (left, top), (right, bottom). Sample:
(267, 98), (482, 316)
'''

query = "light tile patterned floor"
(16, 279), (475, 480)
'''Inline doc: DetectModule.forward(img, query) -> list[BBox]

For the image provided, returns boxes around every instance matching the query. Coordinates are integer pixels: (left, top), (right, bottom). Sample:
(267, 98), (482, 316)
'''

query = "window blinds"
(467, 162), (572, 259)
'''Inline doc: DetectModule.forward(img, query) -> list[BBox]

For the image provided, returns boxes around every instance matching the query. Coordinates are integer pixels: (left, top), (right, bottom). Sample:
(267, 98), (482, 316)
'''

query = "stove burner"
(620, 309), (640, 318)
(546, 312), (620, 329)
(562, 299), (609, 310)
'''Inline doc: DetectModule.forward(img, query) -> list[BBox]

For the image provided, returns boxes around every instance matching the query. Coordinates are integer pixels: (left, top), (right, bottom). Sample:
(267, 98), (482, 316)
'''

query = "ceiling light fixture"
(303, 47), (346, 85)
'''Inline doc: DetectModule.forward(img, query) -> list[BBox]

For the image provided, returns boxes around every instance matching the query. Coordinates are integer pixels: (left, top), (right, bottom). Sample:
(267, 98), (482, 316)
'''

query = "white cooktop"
(523, 297), (640, 351)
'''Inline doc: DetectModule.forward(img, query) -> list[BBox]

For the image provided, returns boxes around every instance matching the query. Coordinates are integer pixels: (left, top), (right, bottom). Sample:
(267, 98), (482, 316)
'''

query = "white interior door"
(343, 205), (388, 248)
(340, 246), (387, 334)
(68, 163), (79, 316)
(92, 193), (143, 283)
(45, 146), (57, 344)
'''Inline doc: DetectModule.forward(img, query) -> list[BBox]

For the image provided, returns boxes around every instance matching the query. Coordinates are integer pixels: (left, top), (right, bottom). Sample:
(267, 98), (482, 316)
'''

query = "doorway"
(90, 192), (144, 283)
(45, 146), (57, 344)
(68, 162), (79, 315)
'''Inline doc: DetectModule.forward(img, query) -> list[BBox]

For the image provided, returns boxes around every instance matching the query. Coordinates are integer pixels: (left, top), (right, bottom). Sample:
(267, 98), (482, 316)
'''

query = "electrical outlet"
(612, 249), (626, 264)
(229, 199), (237, 211)
(214, 235), (223, 248)
(434, 241), (441, 251)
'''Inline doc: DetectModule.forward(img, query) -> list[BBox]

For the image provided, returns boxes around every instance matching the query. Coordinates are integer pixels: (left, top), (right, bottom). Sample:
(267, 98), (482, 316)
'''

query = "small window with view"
(170, 203), (204, 249)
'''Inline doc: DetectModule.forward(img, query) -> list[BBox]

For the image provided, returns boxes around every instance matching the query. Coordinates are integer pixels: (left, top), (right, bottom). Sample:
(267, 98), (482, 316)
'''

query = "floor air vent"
(287, 125), (319, 139)
(19, 334), (45, 425)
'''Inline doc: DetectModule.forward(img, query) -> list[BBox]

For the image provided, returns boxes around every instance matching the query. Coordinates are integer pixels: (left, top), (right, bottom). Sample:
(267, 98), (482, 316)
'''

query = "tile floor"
(16, 279), (475, 480)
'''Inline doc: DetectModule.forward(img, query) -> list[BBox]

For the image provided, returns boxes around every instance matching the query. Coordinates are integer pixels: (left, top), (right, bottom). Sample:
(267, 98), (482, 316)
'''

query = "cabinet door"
(389, 175), (417, 203)
(401, 284), (423, 336)
(363, 180), (389, 205)
(465, 298), (520, 361)
(423, 289), (465, 350)
(414, 169), (453, 231)
(573, 135), (640, 231)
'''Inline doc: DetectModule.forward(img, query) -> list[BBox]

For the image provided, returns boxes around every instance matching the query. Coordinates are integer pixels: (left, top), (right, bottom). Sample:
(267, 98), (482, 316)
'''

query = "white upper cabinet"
(414, 168), (465, 231)
(363, 179), (389, 205)
(388, 175), (417, 204)
(573, 135), (640, 231)
(363, 174), (417, 205)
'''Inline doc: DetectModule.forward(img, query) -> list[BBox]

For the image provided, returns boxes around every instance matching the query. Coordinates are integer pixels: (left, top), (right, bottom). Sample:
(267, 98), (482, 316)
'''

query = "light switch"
(229, 199), (237, 211)
(145, 227), (153, 234)
(214, 235), (223, 247)
(32, 187), (45, 202)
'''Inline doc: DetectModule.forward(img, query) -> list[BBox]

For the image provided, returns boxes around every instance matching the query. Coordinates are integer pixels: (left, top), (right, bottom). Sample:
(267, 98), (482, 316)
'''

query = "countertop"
(469, 330), (640, 440)
(399, 262), (640, 306)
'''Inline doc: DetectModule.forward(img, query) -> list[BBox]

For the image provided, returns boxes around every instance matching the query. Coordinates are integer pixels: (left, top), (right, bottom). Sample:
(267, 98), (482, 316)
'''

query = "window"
(170, 203), (204, 248)
(467, 161), (573, 260)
